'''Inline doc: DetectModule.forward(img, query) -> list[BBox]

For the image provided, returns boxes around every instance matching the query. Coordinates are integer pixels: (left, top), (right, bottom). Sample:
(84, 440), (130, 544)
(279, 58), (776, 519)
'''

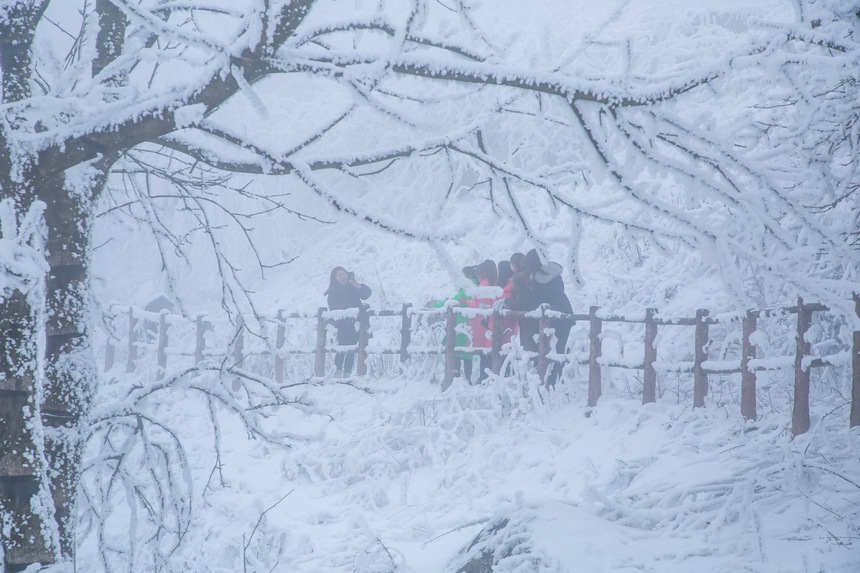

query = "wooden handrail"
(588, 306), (602, 407)
(102, 297), (860, 435)
(853, 294), (860, 428)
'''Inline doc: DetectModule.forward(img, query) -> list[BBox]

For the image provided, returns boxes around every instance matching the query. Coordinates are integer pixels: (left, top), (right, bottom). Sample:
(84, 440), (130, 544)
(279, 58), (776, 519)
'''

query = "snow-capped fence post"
(400, 304), (411, 363)
(643, 308), (657, 404)
(233, 316), (245, 366)
(231, 317), (245, 392)
(274, 310), (286, 385)
(443, 305), (456, 390)
(793, 298), (812, 437)
(588, 306), (602, 407)
(194, 316), (209, 376)
(315, 308), (326, 377)
(156, 310), (168, 381)
(126, 306), (138, 373)
(491, 309), (504, 375)
(104, 338), (115, 372)
(537, 305), (551, 383)
(357, 306), (370, 376)
(693, 309), (710, 408)
(741, 310), (759, 421)
(852, 294), (860, 428)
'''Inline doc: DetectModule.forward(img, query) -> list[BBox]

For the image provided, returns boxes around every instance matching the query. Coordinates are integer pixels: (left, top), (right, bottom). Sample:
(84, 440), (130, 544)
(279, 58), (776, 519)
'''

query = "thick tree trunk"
(0, 289), (55, 569)
(1, 3), (56, 550)
(0, 153), (107, 573)
(39, 169), (102, 561)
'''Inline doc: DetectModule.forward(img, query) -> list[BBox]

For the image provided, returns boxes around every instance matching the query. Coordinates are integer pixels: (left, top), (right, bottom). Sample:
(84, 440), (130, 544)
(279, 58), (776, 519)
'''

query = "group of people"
(432, 249), (573, 385)
(324, 248), (573, 384)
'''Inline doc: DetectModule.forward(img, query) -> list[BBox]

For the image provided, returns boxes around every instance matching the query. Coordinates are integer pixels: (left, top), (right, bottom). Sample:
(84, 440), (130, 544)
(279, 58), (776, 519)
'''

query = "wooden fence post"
(400, 303), (411, 363)
(194, 315), (208, 376)
(443, 305), (455, 390)
(491, 309), (504, 375)
(693, 309), (709, 408)
(156, 311), (168, 381)
(793, 298), (811, 437)
(537, 305), (551, 383)
(231, 316), (245, 391)
(852, 294), (860, 428)
(643, 308), (657, 404)
(741, 310), (759, 421)
(234, 316), (245, 367)
(104, 339), (115, 372)
(314, 307), (326, 377)
(588, 306), (602, 407)
(274, 310), (285, 385)
(126, 306), (138, 373)
(357, 306), (369, 376)
(233, 316), (244, 367)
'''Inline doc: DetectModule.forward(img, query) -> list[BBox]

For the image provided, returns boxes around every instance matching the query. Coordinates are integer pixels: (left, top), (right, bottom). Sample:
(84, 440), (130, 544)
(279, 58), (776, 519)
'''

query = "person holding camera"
(325, 266), (372, 378)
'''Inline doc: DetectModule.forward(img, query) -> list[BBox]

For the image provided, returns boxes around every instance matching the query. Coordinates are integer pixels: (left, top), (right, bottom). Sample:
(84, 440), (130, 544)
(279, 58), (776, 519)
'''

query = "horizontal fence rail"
(102, 296), (860, 437)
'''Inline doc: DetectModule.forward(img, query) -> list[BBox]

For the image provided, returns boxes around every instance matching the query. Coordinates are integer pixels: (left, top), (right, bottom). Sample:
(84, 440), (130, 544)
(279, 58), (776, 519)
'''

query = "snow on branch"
(0, 198), (48, 292)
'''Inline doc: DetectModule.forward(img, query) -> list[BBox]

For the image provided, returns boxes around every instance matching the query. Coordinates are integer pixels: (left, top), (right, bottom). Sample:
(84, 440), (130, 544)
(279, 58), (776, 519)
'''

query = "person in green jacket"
(429, 265), (478, 381)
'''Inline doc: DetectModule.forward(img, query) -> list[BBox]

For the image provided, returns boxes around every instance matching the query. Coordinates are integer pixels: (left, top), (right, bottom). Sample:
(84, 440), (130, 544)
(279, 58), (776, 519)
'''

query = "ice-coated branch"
(0, 198), (49, 288)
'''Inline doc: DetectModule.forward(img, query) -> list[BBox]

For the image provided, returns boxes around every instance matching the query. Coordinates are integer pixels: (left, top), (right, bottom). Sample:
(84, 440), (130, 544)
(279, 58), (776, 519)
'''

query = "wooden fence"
(104, 297), (860, 437)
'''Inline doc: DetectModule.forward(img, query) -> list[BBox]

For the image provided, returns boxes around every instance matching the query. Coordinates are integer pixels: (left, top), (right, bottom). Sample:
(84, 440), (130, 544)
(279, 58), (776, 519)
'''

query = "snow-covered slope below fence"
(112, 373), (859, 573)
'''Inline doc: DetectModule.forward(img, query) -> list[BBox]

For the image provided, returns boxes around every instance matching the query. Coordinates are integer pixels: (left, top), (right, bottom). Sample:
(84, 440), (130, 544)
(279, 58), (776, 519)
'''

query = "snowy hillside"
(80, 340), (860, 573)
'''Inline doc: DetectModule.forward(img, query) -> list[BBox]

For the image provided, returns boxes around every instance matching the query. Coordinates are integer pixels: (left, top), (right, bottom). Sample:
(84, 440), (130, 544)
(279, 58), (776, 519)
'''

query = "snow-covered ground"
(85, 208), (860, 572)
(247, 378), (859, 573)
(81, 364), (860, 572)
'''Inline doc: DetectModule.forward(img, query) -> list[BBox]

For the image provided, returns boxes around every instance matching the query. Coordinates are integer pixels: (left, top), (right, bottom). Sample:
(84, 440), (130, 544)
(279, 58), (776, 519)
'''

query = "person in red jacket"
(464, 259), (497, 381)
(325, 266), (372, 378)
(493, 260), (519, 346)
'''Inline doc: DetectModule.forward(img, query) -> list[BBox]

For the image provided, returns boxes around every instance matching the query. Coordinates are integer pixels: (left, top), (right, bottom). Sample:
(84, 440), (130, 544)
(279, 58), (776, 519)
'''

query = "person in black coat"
(505, 270), (537, 350)
(325, 266), (372, 377)
(515, 249), (573, 386)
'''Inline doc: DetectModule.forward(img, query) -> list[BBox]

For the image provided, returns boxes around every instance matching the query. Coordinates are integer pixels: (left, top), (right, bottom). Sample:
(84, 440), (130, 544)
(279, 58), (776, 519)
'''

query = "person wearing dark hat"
(523, 249), (542, 276)
(506, 249), (542, 352)
(510, 252), (526, 274)
(325, 266), (372, 378)
(513, 249), (573, 386)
